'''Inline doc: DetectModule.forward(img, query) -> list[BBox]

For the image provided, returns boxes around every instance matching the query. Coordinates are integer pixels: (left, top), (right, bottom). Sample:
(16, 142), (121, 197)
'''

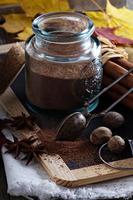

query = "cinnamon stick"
(105, 91), (133, 110)
(112, 58), (133, 72)
(104, 60), (133, 88)
(103, 75), (133, 101)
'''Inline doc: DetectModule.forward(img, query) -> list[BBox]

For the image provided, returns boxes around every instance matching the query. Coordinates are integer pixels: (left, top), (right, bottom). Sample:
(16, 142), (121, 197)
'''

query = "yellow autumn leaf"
(17, 27), (33, 40)
(0, 0), (70, 40)
(18, 0), (70, 17)
(86, 11), (110, 27)
(86, 0), (133, 40)
(86, 9), (121, 28)
(107, 0), (133, 26)
(106, 0), (133, 39)
(47, 0), (70, 12)
(18, 0), (46, 17)
(0, 0), (18, 4)
(0, 14), (32, 33)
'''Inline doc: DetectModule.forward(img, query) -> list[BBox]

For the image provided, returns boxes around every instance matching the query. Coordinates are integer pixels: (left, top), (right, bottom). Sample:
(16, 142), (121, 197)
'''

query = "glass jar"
(25, 12), (103, 111)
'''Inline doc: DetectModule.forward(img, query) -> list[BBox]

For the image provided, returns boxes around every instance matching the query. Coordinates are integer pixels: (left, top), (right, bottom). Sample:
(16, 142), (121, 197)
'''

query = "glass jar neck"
(34, 34), (92, 58)
(32, 12), (95, 60)
(32, 12), (94, 41)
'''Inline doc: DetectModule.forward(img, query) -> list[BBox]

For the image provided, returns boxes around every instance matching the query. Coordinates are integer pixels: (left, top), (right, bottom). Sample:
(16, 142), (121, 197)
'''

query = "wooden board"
(0, 87), (133, 188)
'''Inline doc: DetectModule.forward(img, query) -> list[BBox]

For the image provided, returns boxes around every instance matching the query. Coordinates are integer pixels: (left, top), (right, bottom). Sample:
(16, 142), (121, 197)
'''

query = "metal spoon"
(56, 68), (133, 141)
(56, 112), (86, 141)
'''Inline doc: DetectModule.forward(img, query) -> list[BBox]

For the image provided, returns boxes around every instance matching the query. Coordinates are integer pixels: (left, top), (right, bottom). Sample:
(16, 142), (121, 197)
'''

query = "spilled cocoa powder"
(37, 128), (131, 170)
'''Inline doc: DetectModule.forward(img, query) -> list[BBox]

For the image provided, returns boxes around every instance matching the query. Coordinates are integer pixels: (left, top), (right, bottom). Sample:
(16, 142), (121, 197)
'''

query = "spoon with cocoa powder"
(56, 69), (133, 141)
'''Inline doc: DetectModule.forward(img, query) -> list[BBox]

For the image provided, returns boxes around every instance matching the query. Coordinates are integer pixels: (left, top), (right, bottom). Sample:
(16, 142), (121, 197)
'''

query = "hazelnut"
(103, 111), (125, 129)
(107, 135), (125, 153)
(90, 126), (112, 145)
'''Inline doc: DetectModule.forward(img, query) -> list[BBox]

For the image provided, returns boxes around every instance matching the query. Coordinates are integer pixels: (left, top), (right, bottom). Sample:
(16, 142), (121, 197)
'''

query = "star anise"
(11, 113), (36, 130)
(21, 143), (48, 165)
(5, 134), (47, 165)
(5, 134), (37, 158)
(0, 118), (12, 131)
